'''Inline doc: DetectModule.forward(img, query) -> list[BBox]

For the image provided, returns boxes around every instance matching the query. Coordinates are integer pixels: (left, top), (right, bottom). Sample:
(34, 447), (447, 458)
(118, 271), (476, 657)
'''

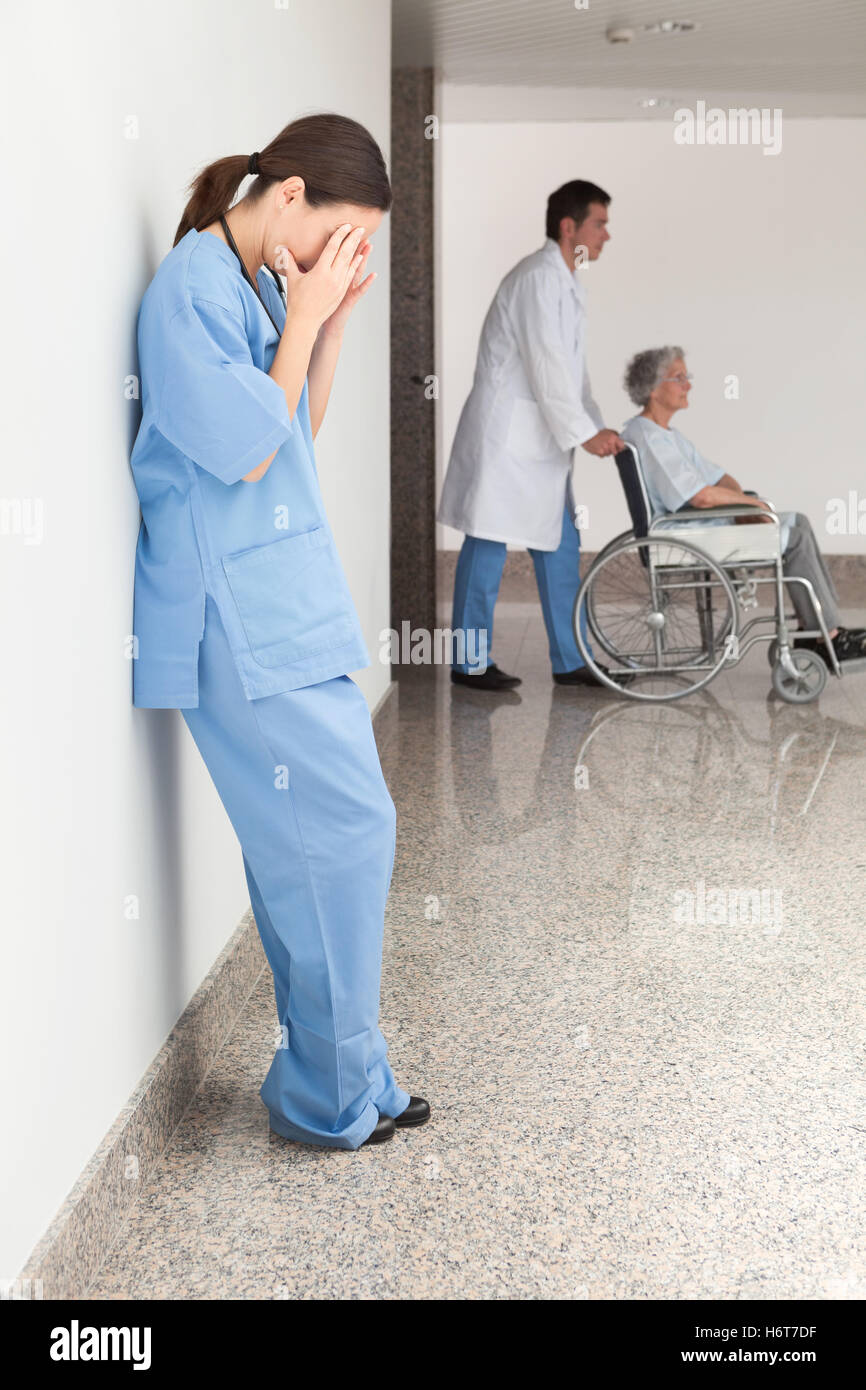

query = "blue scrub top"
(129, 227), (370, 708)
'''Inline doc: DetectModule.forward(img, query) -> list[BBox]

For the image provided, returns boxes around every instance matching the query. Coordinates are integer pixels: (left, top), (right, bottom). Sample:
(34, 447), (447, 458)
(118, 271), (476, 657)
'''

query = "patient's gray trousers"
(783, 512), (841, 631)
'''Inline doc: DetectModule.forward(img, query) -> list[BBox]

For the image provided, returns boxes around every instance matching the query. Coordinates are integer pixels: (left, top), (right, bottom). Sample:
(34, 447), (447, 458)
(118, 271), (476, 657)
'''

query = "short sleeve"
(634, 423), (709, 514)
(682, 434), (724, 488)
(156, 297), (294, 485)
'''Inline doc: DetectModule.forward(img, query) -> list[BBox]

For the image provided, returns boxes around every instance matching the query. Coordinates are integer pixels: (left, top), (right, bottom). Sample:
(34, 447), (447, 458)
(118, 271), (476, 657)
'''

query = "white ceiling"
(392, 0), (866, 119)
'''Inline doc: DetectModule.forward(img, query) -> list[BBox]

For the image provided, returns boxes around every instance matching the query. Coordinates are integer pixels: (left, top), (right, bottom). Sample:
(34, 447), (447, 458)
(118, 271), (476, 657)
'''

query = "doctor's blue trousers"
(181, 596), (410, 1149)
(451, 505), (591, 674)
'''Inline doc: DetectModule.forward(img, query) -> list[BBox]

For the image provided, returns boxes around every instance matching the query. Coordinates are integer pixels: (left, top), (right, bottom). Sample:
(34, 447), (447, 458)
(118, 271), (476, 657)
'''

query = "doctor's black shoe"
(361, 1114), (397, 1145)
(553, 664), (633, 687)
(451, 663), (521, 690)
(394, 1096), (431, 1128)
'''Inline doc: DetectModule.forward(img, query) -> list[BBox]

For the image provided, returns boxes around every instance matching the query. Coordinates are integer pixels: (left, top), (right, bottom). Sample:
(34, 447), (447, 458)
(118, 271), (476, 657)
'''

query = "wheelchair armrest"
(650, 503), (780, 526)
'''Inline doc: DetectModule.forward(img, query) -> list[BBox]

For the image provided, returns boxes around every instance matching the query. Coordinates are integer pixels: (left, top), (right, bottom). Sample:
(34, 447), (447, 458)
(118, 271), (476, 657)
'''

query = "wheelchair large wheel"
(575, 529), (640, 663)
(574, 534), (739, 702)
(771, 648), (827, 703)
(587, 543), (734, 668)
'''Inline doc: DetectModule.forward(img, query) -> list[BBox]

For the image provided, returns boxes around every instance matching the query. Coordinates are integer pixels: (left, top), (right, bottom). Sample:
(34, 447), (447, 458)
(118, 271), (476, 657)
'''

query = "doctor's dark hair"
(545, 180), (610, 241)
(172, 113), (392, 248)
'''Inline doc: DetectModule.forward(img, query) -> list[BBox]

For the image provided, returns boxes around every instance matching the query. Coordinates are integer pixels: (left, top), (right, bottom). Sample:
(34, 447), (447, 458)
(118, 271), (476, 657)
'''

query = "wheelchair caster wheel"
(767, 639), (799, 667)
(771, 648), (826, 703)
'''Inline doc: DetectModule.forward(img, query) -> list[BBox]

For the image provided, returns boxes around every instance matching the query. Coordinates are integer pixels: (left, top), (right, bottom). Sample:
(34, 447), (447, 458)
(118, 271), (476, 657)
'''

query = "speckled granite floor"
(86, 599), (866, 1300)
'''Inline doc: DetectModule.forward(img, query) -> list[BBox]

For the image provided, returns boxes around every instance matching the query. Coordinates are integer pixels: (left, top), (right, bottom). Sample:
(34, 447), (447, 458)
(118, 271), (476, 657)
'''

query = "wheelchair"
(572, 444), (863, 704)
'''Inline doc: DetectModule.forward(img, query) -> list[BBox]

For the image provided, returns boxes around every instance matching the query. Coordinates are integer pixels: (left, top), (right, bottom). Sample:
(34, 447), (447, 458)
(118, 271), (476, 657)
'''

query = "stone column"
(390, 67), (437, 645)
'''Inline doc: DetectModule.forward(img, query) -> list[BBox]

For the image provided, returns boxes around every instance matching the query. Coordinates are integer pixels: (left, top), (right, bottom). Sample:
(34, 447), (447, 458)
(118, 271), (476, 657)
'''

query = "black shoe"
(553, 663), (632, 687)
(361, 1114), (396, 1145)
(451, 663), (521, 690)
(797, 627), (866, 663)
(834, 628), (866, 661)
(394, 1095), (431, 1128)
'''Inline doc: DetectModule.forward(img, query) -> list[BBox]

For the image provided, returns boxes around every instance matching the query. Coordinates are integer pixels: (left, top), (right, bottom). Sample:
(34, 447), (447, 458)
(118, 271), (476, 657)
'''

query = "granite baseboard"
(437, 548), (866, 607)
(18, 681), (399, 1301)
(19, 914), (269, 1301)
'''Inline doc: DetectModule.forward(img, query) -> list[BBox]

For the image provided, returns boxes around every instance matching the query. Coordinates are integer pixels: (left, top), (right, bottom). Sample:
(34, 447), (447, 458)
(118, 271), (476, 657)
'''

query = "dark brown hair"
(545, 179), (610, 241)
(172, 112), (392, 248)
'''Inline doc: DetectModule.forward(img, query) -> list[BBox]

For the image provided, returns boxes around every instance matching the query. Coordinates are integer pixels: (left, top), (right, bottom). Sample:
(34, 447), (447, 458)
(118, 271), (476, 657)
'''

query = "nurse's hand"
(320, 240), (376, 337)
(278, 224), (369, 330)
(581, 429), (626, 457)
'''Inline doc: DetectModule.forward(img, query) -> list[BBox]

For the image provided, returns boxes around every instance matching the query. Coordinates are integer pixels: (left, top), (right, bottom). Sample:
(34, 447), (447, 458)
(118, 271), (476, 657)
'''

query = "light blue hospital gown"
(621, 414), (792, 551)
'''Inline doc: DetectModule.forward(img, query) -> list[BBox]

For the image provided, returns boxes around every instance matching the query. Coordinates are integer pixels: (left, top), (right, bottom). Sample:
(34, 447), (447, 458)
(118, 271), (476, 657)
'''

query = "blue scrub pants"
(181, 595), (410, 1149)
(451, 505), (590, 674)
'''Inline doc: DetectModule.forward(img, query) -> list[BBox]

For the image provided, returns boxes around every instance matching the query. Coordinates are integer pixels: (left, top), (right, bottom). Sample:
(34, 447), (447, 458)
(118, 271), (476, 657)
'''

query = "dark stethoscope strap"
(218, 214), (286, 337)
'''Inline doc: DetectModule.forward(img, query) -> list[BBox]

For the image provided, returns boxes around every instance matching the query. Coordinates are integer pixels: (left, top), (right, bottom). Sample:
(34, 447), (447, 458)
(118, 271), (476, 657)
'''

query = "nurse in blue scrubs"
(130, 113), (429, 1149)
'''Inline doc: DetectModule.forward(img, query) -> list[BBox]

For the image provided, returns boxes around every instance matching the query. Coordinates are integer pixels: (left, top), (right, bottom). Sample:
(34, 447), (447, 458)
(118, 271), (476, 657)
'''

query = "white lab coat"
(437, 237), (604, 551)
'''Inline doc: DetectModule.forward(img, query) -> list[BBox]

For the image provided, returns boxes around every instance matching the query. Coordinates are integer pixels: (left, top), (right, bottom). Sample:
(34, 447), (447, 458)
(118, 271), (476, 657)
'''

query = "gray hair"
(624, 346), (685, 407)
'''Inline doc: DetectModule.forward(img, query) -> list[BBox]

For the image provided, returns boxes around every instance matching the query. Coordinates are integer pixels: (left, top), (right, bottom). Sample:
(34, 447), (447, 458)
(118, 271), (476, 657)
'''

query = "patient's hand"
(736, 498), (774, 524)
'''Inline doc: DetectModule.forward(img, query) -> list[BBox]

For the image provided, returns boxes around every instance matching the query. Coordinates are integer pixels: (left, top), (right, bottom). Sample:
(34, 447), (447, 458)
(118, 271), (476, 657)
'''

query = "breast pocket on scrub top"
(505, 396), (560, 460)
(221, 526), (355, 668)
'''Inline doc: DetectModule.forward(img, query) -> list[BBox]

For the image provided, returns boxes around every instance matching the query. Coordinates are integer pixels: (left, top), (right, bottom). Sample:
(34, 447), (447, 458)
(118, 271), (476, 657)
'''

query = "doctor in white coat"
(438, 180), (625, 689)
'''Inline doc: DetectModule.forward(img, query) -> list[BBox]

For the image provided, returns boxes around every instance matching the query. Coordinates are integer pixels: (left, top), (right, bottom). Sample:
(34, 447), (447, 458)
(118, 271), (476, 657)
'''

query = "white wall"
(0, 0), (391, 1276)
(436, 115), (866, 554)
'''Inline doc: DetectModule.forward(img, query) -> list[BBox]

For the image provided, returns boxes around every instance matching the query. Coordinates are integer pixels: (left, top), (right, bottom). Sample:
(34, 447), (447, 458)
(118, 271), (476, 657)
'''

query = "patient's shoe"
(797, 626), (866, 663)
(394, 1095), (431, 1127)
(833, 627), (866, 661)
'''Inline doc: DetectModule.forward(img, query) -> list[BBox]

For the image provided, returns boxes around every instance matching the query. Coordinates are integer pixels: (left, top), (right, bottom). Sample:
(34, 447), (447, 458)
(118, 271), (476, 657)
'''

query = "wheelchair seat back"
(613, 442), (782, 567)
(614, 445), (651, 539)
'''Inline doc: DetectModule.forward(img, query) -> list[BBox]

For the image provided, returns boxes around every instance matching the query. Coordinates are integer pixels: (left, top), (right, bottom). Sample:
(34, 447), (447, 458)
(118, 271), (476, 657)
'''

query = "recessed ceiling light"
(637, 97), (672, 109)
(605, 25), (635, 43)
(644, 19), (699, 35)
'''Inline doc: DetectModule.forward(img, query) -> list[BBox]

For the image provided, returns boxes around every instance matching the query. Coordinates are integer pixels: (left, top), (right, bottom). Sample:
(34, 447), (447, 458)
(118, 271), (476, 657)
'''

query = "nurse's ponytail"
(172, 112), (392, 248)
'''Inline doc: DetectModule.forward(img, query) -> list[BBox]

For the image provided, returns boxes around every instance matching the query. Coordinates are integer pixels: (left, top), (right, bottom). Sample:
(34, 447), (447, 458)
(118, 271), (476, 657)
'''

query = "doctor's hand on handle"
(581, 428), (626, 458)
(244, 225), (371, 482)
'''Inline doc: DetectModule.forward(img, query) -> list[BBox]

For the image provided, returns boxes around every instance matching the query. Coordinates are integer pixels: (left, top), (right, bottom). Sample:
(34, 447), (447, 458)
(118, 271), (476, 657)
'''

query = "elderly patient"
(620, 346), (866, 665)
